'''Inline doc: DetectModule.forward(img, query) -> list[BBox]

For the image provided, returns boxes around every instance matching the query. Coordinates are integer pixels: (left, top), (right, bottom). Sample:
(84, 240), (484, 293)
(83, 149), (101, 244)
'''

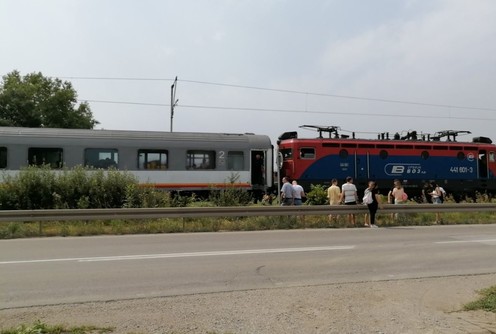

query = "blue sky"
(1, 0), (495, 144)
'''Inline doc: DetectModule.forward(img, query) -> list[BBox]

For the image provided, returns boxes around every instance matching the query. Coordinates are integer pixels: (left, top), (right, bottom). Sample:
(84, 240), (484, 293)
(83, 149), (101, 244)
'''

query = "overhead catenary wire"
(80, 99), (496, 122)
(58, 76), (175, 82)
(59, 75), (496, 113)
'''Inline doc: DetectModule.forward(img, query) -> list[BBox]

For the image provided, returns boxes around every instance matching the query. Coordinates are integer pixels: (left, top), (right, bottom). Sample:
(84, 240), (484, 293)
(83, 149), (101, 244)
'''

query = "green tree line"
(0, 70), (98, 128)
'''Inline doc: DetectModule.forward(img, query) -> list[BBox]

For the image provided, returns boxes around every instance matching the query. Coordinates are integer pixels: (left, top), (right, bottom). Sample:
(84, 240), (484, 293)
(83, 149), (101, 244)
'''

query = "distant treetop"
(0, 70), (98, 129)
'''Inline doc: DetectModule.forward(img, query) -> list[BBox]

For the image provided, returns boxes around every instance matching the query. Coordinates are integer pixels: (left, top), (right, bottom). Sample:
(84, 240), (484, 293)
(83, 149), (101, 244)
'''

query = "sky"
(1, 0), (495, 145)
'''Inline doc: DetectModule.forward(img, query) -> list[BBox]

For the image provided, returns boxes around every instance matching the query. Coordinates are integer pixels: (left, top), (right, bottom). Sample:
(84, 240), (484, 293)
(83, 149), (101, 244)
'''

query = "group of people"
(280, 177), (306, 206)
(281, 175), (447, 227)
(326, 177), (381, 227)
(329, 177), (447, 227)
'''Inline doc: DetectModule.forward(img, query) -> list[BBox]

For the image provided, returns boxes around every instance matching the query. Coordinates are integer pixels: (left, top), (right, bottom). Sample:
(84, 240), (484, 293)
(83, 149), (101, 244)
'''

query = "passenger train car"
(0, 127), (273, 192)
(277, 126), (496, 196)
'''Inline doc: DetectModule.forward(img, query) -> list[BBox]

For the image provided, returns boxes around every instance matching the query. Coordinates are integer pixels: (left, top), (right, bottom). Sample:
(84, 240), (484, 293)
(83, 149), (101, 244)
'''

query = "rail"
(0, 203), (494, 223)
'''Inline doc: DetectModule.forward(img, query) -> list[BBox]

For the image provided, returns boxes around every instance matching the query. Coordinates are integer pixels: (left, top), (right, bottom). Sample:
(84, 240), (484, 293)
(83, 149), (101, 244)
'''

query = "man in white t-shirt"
(340, 176), (357, 226)
(292, 180), (305, 206)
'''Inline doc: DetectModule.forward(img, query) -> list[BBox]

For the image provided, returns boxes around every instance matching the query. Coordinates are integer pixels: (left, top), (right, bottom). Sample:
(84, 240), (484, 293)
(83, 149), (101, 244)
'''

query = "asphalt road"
(1, 224), (496, 310)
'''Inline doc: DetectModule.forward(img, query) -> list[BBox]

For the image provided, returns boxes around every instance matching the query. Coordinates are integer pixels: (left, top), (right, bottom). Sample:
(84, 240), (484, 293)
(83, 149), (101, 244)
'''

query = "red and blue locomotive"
(277, 125), (496, 198)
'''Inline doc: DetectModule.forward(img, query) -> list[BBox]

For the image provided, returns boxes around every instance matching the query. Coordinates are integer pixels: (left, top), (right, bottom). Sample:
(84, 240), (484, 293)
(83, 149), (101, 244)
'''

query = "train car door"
(489, 151), (496, 178)
(251, 150), (267, 188)
(478, 150), (488, 178)
(355, 151), (369, 181)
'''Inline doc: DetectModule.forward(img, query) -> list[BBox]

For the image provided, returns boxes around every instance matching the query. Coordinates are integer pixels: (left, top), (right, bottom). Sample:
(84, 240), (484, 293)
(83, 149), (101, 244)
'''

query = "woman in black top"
(364, 180), (381, 228)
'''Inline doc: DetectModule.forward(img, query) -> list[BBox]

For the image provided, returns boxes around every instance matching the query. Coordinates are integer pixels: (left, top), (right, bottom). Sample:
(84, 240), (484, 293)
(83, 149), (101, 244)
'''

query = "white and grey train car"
(0, 127), (273, 192)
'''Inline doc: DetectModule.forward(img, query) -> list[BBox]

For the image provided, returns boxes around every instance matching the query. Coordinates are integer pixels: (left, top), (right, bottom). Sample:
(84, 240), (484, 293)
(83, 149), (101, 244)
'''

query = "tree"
(0, 70), (98, 129)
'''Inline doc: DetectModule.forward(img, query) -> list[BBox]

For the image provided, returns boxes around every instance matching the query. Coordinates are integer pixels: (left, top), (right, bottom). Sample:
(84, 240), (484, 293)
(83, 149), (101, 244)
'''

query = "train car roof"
(278, 136), (494, 146)
(278, 128), (493, 146)
(0, 126), (270, 144)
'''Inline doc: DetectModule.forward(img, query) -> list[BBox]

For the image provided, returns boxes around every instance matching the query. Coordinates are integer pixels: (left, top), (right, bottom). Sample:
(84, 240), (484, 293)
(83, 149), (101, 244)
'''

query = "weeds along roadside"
(2, 211), (496, 239)
(1, 167), (496, 238)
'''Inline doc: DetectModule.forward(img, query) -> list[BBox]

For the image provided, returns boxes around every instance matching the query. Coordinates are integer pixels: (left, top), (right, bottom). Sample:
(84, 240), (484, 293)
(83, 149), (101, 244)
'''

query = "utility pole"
(170, 76), (178, 132)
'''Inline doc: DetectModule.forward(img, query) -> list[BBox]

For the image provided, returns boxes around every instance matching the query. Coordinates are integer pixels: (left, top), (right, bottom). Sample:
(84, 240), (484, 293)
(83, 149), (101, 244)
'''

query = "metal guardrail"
(0, 203), (494, 223)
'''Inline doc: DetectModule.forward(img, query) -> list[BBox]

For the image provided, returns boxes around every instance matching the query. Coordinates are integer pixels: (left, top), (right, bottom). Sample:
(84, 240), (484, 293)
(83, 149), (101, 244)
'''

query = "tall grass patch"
(464, 286), (496, 313)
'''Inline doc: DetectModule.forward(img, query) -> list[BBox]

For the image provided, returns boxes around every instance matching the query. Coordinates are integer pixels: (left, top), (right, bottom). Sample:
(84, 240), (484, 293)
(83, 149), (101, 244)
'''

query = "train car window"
(84, 149), (118, 169)
(186, 150), (216, 170)
(138, 150), (168, 170)
(300, 148), (315, 159)
(415, 145), (431, 150)
(0, 147), (6, 168)
(227, 151), (244, 170)
(280, 149), (293, 160)
(377, 144), (394, 149)
(28, 148), (63, 168)
(490, 152), (495, 163)
(433, 146), (448, 150)
(379, 150), (388, 159)
(339, 149), (349, 159)
(342, 143), (357, 148)
(421, 151), (429, 160)
(457, 152), (465, 160)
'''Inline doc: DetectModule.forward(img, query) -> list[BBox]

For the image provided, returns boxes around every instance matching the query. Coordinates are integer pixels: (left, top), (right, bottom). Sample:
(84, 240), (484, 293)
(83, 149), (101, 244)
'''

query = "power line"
(58, 76), (175, 82)
(80, 99), (496, 121)
(179, 79), (496, 112)
(82, 99), (169, 107)
(62, 75), (496, 112)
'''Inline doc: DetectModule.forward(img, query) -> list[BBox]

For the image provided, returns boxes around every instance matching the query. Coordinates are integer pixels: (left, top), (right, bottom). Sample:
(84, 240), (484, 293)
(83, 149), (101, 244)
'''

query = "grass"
(0, 321), (114, 334)
(0, 322), (233, 334)
(464, 286), (496, 313)
(1, 188), (496, 239)
(1, 210), (496, 239)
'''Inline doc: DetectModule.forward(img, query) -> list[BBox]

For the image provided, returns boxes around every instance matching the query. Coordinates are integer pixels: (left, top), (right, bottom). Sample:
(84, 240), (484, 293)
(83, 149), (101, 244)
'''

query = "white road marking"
(435, 239), (496, 244)
(0, 245), (355, 265)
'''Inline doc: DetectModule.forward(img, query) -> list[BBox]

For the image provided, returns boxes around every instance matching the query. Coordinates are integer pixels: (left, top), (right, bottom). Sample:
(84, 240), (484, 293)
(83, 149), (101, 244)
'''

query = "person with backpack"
(363, 180), (381, 228)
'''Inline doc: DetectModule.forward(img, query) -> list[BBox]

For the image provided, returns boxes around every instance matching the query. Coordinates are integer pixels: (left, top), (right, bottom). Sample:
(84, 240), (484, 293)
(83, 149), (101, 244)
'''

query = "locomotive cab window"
(28, 148), (63, 168)
(227, 151), (244, 170)
(85, 149), (118, 169)
(0, 147), (6, 168)
(490, 152), (495, 163)
(300, 148), (315, 159)
(187, 150), (216, 170)
(138, 150), (168, 170)
(280, 149), (292, 160)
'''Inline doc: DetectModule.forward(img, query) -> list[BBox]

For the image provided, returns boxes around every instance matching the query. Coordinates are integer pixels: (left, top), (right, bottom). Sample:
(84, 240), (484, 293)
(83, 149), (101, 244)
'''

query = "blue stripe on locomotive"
(299, 154), (481, 181)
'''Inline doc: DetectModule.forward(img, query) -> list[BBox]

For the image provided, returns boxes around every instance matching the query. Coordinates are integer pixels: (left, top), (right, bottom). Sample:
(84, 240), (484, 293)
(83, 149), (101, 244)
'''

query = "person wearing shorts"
(340, 176), (358, 226)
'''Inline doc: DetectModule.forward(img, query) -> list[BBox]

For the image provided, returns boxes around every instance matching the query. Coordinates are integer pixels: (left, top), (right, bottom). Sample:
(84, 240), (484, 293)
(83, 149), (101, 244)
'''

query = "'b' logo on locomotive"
(390, 165), (404, 174)
(385, 163), (422, 176)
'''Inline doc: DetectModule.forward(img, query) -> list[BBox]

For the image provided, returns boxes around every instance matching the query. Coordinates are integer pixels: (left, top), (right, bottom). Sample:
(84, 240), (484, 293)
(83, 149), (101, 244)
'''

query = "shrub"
(170, 192), (195, 207)
(0, 166), (171, 210)
(209, 173), (252, 206)
(305, 184), (329, 205)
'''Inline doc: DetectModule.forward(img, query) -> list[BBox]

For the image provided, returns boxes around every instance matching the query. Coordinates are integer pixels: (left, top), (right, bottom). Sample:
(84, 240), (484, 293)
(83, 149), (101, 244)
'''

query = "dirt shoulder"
(2, 274), (496, 334)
